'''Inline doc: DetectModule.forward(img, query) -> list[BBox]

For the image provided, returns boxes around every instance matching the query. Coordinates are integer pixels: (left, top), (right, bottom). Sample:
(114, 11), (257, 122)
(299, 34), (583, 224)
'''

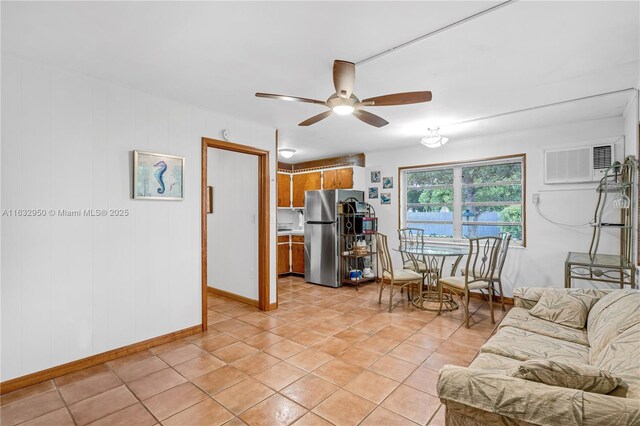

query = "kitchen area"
(276, 156), (374, 287)
(277, 208), (305, 276)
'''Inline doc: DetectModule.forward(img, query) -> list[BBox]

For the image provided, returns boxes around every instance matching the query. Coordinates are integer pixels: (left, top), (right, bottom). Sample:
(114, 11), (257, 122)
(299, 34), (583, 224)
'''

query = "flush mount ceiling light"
(279, 148), (296, 159)
(419, 128), (449, 149)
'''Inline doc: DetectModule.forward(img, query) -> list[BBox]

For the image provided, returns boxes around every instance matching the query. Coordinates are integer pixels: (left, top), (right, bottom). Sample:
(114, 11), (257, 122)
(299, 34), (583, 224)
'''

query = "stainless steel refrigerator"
(304, 189), (364, 287)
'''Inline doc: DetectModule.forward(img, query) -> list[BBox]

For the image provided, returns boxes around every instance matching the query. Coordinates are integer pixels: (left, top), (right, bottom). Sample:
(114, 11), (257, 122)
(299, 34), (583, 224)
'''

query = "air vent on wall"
(544, 144), (614, 184)
(593, 145), (612, 170)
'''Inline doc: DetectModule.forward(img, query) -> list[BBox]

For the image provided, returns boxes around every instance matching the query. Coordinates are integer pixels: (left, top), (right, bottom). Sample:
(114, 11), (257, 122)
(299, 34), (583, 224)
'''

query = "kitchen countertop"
(277, 229), (304, 236)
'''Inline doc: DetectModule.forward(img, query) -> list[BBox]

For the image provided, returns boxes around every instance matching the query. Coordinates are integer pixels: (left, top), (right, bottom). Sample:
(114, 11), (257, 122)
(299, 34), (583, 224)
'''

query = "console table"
(564, 251), (635, 289)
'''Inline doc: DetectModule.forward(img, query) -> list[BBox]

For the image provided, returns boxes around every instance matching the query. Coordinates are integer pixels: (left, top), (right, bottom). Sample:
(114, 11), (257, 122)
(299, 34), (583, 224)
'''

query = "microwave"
(343, 216), (378, 234)
(341, 201), (368, 215)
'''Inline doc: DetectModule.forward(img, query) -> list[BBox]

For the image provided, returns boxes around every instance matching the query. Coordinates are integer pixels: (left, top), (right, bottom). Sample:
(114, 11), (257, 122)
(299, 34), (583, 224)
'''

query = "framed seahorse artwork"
(133, 151), (184, 200)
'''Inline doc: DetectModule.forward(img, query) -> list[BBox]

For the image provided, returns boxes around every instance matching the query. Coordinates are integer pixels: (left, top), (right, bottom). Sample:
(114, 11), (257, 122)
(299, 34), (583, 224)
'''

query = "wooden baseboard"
(207, 286), (258, 307)
(468, 291), (514, 305)
(277, 272), (304, 277)
(0, 325), (201, 395)
(206, 287), (278, 311)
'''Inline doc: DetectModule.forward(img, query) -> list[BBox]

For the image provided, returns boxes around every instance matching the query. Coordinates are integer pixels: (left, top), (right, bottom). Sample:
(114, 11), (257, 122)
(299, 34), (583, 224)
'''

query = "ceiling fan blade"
(255, 92), (326, 105)
(298, 110), (333, 126)
(333, 60), (355, 98)
(362, 91), (432, 106)
(353, 109), (389, 128)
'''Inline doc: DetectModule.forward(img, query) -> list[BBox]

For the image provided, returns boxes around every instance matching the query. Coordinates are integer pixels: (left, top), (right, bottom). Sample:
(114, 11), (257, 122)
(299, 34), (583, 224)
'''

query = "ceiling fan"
(255, 60), (432, 128)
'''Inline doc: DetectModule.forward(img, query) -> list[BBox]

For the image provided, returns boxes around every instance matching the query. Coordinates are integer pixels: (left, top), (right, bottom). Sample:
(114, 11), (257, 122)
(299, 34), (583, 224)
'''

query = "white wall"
(0, 55), (277, 382)
(624, 91), (639, 157)
(366, 117), (628, 296)
(207, 149), (259, 300)
(623, 90), (639, 268)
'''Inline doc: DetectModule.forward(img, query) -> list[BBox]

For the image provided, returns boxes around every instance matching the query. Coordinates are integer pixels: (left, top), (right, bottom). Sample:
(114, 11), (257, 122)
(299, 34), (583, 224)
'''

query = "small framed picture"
(381, 193), (391, 204)
(133, 150), (185, 200)
(368, 187), (379, 199)
(382, 176), (393, 189)
(371, 171), (381, 183)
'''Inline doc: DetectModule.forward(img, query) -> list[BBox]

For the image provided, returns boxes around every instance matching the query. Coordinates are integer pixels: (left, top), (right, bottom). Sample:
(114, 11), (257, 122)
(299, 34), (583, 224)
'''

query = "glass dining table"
(394, 243), (469, 311)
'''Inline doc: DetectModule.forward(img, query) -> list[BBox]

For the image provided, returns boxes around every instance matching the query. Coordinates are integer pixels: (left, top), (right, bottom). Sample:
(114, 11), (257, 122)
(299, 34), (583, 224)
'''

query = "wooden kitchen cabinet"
(336, 167), (353, 189)
(323, 168), (353, 190)
(291, 243), (305, 274)
(323, 169), (338, 190)
(277, 243), (290, 275)
(292, 172), (321, 207)
(277, 173), (291, 208)
(278, 236), (304, 275)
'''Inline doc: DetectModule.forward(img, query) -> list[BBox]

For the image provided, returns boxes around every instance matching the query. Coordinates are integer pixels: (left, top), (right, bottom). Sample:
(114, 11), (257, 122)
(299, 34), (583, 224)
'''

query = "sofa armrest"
(438, 365), (637, 425)
(513, 287), (615, 310)
(581, 391), (640, 426)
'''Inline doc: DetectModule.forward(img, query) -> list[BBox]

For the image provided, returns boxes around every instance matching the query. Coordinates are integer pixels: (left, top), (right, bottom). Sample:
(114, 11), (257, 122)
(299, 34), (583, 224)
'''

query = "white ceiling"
(2, 1), (638, 161)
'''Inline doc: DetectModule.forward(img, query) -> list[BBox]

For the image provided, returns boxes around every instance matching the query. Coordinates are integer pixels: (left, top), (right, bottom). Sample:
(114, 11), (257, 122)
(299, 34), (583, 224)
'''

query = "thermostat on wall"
(222, 129), (230, 141)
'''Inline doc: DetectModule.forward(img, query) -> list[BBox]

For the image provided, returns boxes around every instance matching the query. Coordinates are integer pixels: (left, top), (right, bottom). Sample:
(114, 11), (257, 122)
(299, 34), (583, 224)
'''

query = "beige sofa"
(437, 287), (640, 426)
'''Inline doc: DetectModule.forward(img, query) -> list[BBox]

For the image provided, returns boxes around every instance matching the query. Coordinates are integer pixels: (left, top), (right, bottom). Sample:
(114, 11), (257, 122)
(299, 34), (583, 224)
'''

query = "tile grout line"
(108, 361), (163, 426)
(51, 356), (160, 426)
(53, 382), (79, 426)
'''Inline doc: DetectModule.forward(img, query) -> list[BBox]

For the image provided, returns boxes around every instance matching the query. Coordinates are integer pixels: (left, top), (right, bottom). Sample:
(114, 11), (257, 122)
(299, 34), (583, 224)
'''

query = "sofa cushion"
(592, 323), (640, 400)
(480, 326), (590, 364)
(513, 287), (612, 310)
(529, 291), (598, 329)
(510, 359), (622, 394)
(469, 352), (524, 373)
(499, 307), (589, 346)
(587, 291), (640, 362)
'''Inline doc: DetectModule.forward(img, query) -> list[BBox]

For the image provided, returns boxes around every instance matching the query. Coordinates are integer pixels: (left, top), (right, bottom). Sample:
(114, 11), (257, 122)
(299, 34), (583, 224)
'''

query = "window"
(400, 155), (525, 245)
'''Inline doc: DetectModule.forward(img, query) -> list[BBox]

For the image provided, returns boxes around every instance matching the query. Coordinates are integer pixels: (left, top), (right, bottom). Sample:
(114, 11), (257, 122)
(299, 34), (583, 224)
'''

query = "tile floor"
(0, 276), (509, 426)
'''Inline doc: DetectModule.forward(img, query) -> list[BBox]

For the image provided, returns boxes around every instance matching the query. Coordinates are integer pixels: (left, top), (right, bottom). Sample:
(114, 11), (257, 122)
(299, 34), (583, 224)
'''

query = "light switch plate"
(532, 193), (540, 205)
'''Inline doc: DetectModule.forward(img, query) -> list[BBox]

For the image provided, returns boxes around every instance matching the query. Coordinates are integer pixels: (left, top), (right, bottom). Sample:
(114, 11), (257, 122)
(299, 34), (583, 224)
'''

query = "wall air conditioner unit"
(544, 144), (614, 184)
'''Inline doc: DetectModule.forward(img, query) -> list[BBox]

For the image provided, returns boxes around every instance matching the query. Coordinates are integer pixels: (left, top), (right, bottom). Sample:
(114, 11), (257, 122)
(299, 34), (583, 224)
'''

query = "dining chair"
(376, 233), (423, 313)
(397, 228), (431, 299)
(460, 232), (512, 311)
(397, 228), (428, 272)
(437, 236), (502, 328)
(491, 232), (512, 312)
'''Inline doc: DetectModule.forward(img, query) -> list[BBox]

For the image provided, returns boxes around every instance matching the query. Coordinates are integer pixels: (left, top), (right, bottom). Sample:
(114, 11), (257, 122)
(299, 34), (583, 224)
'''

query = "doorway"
(201, 137), (270, 331)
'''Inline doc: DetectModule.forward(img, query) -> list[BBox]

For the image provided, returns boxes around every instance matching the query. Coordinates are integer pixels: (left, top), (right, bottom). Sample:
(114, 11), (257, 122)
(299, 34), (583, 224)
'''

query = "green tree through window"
(402, 157), (524, 243)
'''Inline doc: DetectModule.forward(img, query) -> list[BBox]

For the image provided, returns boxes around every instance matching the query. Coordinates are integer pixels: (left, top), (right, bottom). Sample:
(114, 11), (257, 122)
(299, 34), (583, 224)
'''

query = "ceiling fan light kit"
(420, 128), (449, 148)
(279, 148), (296, 159)
(256, 59), (432, 128)
(333, 105), (355, 115)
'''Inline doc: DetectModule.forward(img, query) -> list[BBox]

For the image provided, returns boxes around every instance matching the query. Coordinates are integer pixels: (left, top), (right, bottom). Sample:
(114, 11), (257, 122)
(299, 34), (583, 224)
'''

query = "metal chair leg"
(388, 281), (395, 313)
(498, 280), (506, 312)
(464, 288), (470, 329)
(488, 284), (495, 324)
(438, 283), (444, 316)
